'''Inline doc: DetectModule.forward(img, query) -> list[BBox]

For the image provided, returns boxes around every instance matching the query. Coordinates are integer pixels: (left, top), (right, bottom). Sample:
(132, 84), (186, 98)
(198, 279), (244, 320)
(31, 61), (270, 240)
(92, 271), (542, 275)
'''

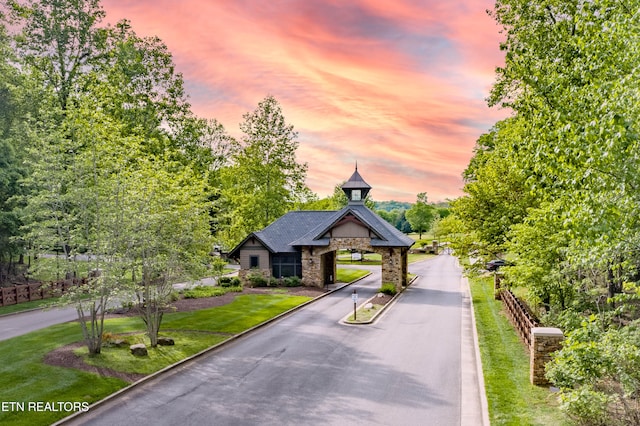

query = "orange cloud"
(101, 0), (509, 202)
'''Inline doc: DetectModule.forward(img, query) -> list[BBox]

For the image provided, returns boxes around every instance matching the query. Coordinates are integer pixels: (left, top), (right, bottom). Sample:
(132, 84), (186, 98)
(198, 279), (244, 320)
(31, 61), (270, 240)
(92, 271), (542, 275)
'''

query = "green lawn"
(0, 298), (59, 316)
(336, 268), (369, 283)
(470, 275), (571, 425)
(0, 294), (311, 426)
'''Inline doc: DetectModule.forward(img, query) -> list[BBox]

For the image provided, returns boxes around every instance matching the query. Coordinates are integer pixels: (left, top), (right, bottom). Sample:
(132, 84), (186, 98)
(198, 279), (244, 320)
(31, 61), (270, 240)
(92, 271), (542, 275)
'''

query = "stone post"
(530, 327), (564, 385)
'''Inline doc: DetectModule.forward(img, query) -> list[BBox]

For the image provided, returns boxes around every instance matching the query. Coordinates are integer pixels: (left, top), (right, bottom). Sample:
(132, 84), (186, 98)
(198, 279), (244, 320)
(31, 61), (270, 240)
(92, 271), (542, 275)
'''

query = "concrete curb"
(465, 275), (490, 426)
(341, 275), (418, 325)
(53, 277), (366, 425)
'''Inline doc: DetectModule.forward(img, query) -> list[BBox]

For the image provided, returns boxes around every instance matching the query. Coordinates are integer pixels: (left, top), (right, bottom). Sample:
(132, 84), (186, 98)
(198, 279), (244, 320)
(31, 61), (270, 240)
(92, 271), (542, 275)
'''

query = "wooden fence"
(499, 288), (540, 349)
(0, 280), (82, 307)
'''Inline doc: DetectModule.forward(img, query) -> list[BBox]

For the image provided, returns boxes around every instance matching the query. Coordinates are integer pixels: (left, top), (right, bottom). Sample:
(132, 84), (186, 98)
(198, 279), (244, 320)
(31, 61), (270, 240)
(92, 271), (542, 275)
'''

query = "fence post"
(494, 273), (503, 300)
(530, 327), (564, 385)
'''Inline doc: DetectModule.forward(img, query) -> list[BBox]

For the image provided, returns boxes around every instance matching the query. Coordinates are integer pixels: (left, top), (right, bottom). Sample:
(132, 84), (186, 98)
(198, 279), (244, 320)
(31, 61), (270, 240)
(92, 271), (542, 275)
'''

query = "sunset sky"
(101, 0), (509, 203)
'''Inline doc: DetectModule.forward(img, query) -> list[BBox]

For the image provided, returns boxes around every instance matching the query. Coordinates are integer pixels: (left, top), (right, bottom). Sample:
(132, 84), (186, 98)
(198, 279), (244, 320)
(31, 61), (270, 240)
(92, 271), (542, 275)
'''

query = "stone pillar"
(380, 248), (403, 291)
(301, 247), (323, 288)
(530, 327), (564, 385)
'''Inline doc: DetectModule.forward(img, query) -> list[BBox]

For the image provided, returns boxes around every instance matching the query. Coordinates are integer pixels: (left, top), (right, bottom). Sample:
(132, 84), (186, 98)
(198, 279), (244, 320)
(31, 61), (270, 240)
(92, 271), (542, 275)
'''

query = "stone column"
(380, 248), (403, 291)
(530, 327), (564, 385)
(301, 247), (321, 287)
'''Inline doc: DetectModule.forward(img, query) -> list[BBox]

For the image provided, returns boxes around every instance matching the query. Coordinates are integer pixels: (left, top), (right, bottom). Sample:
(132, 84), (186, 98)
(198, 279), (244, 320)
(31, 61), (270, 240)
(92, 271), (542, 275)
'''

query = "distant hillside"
(373, 200), (412, 212)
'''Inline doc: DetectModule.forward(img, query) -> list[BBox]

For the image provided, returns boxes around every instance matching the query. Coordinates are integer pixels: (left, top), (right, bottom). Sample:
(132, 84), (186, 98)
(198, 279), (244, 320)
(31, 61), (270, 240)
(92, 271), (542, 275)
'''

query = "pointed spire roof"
(341, 164), (371, 190)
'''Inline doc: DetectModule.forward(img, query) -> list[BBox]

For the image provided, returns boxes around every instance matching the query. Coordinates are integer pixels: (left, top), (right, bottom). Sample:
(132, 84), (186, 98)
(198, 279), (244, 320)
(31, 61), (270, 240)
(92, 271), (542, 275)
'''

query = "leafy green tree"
(405, 193), (435, 239)
(219, 95), (310, 247)
(5, 0), (107, 111)
(0, 18), (28, 281)
(8, 0), (217, 352)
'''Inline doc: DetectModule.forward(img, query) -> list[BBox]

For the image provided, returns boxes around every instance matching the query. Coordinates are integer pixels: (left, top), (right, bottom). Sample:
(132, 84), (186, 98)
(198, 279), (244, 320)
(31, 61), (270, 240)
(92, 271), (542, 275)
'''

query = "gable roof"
(227, 211), (336, 258)
(290, 203), (415, 248)
(228, 203), (414, 259)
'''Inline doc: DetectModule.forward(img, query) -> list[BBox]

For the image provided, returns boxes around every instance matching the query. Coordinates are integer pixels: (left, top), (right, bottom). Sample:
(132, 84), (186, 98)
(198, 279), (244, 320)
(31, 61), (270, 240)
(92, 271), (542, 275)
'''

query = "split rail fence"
(495, 274), (539, 349)
(0, 280), (82, 307)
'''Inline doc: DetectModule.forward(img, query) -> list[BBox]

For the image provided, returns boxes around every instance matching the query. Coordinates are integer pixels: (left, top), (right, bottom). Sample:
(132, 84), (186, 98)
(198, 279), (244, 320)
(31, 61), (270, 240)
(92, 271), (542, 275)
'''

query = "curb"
(53, 276), (367, 425)
(341, 275), (417, 325)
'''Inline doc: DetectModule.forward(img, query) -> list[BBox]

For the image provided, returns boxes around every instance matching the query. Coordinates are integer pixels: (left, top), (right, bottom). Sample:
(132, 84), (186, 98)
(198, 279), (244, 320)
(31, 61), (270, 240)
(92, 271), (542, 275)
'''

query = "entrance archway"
(301, 237), (409, 290)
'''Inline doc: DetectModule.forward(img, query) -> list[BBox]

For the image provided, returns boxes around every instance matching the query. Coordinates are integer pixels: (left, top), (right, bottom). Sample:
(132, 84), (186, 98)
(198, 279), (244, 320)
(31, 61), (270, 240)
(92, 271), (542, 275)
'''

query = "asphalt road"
(65, 254), (485, 426)
(0, 306), (78, 341)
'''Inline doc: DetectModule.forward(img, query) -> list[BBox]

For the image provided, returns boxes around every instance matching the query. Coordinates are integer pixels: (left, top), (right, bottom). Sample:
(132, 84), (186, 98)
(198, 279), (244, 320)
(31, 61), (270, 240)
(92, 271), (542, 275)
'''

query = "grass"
(407, 252), (437, 263)
(469, 275), (571, 425)
(79, 332), (230, 375)
(336, 268), (369, 283)
(336, 252), (382, 265)
(346, 303), (383, 323)
(182, 285), (242, 299)
(0, 294), (312, 426)
(0, 298), (59, 316)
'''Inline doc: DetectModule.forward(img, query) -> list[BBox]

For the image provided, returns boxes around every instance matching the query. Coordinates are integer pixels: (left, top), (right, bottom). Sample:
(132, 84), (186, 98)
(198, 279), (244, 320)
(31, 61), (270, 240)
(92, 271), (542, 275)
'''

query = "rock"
(112, 339), (128, 348)
(157, 337), (175, 346)
(130, 343), (148, 356)
(377, 293), (385, 298)
(364, 302), (373, 310)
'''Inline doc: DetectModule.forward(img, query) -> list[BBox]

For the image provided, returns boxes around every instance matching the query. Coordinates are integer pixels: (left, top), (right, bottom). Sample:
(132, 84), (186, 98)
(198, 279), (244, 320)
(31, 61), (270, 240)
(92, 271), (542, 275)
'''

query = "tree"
(219, 95), (309, 247)
(8, 0), (217, 352)
(0, 17), (27, 282)
(5, 0), (107, 111)
(405, 193), (435, 239)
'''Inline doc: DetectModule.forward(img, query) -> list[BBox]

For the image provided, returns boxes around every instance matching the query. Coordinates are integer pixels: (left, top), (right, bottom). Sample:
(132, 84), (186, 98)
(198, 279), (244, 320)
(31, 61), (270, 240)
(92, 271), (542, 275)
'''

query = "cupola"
(341, 165), (371, 204)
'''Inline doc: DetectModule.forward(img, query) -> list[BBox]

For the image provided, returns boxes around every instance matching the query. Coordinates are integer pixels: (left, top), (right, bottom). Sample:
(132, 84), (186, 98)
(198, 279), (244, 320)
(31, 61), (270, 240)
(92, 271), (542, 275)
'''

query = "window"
(249, 255), (259, 269)
(272, 253), (302, 278)
(351, 189), (361, 201)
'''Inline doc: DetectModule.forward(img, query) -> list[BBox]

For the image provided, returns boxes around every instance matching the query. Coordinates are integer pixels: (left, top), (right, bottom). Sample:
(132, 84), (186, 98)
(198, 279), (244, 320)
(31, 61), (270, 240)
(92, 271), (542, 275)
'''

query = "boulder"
(157, 337), (175, 346)
(364, 302), (374, 310)
(130, 343), (148, 356)
(112, 339), (128, 348)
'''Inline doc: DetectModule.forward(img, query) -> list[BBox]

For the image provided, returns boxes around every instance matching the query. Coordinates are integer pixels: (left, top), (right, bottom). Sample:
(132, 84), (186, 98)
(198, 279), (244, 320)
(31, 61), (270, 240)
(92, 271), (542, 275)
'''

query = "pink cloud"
(101, 0), (508, 202)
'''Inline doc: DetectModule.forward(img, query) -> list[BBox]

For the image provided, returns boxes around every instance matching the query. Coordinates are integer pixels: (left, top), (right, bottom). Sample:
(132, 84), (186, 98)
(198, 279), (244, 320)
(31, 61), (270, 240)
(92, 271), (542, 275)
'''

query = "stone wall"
(301, 238), (408, 290)
(530, 327), (564, 385)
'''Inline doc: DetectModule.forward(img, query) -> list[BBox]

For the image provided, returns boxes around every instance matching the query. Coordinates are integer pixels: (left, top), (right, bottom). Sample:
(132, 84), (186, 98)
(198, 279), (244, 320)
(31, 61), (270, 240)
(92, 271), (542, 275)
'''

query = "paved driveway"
(64, 254), (486, 426)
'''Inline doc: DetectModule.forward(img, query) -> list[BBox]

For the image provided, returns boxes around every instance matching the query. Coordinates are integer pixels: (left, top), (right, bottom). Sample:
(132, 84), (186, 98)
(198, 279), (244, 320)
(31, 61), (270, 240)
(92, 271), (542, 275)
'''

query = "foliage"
(374, 200), (411, 212)
(546, 318), (640, 425)
(379, 283), (397, 296)
(218, 276), (241, 288)
(3, 0), (215, 352)
(283, 275), (301, 287)
(218, 95), (310, 248)
(246, 272), (269, 288)
(450, 3), (640, 422)
(405, 193), (435, 239)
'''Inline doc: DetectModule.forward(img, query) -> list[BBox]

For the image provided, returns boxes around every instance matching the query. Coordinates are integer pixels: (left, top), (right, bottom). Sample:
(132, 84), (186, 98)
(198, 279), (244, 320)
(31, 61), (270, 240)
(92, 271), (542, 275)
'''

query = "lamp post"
(352, 289), (358, 320)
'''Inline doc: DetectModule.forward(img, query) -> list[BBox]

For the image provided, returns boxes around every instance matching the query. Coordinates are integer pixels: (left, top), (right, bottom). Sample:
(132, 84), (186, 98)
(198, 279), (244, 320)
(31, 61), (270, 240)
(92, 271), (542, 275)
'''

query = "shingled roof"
(227, 211), (336, 257)
(228, 203), (414, 259)
(289, 204), (414, 248)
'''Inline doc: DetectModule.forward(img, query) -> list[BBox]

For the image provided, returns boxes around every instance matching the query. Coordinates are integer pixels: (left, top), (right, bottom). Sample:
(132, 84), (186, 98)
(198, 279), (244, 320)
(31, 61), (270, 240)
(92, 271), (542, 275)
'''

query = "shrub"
(247, 273), (268, 287)
(379, 283), (397, 296)
(219, 276), (240, 287)
(546, 317), (640, 425)
(283, 276), (302, 287)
